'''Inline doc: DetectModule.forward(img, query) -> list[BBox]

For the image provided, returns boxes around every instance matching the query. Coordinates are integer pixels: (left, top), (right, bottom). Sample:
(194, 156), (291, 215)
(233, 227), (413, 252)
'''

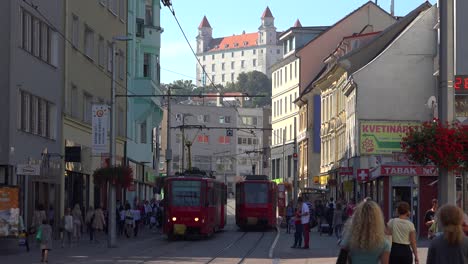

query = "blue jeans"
(293, 223), (303, 247)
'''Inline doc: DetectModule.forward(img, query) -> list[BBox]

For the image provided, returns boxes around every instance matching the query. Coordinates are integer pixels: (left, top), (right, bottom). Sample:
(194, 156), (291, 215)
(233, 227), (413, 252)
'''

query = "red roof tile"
(198, 16), (211, 29)
(294, 19), (302, 27)
(261, 7), (273, 18)
(209, 32), (258, 51)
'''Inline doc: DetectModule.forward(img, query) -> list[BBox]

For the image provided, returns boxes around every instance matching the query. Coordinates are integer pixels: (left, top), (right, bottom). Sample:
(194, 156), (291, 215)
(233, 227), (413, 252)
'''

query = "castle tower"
(258, 7), (276, 46)
(196, 16), (212, 53)
(294, 19), (302, 27)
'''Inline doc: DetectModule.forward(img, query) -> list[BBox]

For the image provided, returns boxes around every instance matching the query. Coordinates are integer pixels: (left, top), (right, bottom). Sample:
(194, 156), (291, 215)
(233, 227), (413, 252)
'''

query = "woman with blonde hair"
(71, 204), (84, 243)
(340, 200), (390, 264)
(426, 204), (468, 264)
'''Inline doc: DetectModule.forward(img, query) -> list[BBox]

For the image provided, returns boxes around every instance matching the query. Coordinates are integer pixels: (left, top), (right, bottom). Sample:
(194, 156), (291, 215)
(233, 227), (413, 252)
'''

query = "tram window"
(244, 183), (268, 204)
(208, 187), (215, 206)
(171, 181), (201, 207)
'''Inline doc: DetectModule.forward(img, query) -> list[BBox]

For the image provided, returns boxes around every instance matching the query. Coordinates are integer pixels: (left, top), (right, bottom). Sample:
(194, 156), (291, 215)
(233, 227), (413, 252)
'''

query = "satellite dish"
(426, 96), (437, 109)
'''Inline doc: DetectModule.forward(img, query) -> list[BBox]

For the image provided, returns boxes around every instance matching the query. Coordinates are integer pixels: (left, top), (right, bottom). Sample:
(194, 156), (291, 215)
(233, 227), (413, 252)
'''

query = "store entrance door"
(391, 184), (419, 231)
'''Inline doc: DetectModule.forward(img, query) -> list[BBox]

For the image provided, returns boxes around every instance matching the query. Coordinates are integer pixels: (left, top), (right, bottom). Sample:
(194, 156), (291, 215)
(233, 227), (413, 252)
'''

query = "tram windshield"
(244, 183), (268, 204)
(171, 180), (201, 207)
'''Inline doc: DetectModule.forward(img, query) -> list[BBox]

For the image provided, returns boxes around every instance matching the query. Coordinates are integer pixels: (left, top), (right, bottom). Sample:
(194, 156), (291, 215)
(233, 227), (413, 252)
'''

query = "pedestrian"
(72, 204), (84, 243)
(61, 208), (73, 248)
(48, 205), (54, 228)
(133, 204), (142, 237)
(325, 202), (334, 236)
(85, 206), (95, 241)
(327, 197), (336, 209)
(37, 219), (52, 263)
(425, 199), (438, 239)
(299, 197), (310, 249)
(144, 201), (152, 226)
(92, 206), (106, 242)
(345, 198), (356, 218)
(291, 201), (303, 248)
(124, 204), (134, 238)
(32, 204), (47, 243)
(286, 202), (294, 234)
(386, 201), (419, 264)
(118, 205), (125, 235)
(315, 200), (325, 229)
(18, 210), (29, 252)
(426, 204), (468, 264)
(340, 200), (390, 263)
(333, 202), (344, 240)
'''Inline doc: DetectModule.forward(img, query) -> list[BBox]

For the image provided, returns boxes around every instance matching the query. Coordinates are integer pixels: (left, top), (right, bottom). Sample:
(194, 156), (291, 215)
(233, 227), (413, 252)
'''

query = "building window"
(107, 42), (112, 72)
(119, 50), (124, 79)
(231, 61), (234, 69)
(119, 0), (125, 21)
(20, 91), (30, 131)
(218, 136), (230, 144)
(32, 18), (40, 57)
(219, 116), (231, 124)
(231, 52), (234, 57)
(20, 91), (54, 139)
(253, 59), (256, 67)
(290, 125), (292, 140)
(273, 101), (276, 117)
(197, 114), (209, 123)
(145, 0), (152, 25)
(211, 64), (215, 72)
(222, 53), (225, 59)
(143, 53), (150, 77)
(212, 75), (215, 83)
(253, 49), (256, 55)
(221, 63), (225, 71)
(83, 93), (92, 123)
(241, 60), (245, 68)
(231, 73), (234, 82)
(295, 60), (297, 78)
(70, 85), (78, 118)
(285, 96), (288, 114)
(242, 116), (257, 125)
(280, 69), (282, 85)
(280, 99), (282, 115)
(241, 50), (244, 56)
(197, 135), (209, 143)
(140, 121), (147, 144)
(284, 66), (287, 82)
(98, 36), (105, 67)
(21, 10), (32, 52)
(290, 63), (292, 80)
(84, 26), (94, 60)
(109, 0), (117, 15)
(290, 94), (292, 111)
(222, 74), (225, 82)
(212, 54), (215, 60)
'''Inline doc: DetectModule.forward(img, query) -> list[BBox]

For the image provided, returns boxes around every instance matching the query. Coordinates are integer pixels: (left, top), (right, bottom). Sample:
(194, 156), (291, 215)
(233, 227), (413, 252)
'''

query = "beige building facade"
(62, 0), (127, 213)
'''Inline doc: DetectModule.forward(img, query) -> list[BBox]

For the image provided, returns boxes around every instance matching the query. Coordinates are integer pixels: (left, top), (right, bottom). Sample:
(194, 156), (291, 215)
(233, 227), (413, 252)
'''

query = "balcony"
(141, 25), (161, 48)
(129, 77), (163, 125)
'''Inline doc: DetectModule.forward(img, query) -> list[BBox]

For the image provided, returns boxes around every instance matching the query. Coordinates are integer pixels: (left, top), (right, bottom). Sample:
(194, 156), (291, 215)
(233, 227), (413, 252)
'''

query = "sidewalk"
(273, 226), (430, 263)
(0, 225), (165, 263)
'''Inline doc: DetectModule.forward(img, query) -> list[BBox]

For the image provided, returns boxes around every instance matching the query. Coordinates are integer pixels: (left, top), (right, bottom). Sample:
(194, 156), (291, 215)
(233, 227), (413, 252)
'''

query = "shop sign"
(313, 176), (320, 184)
(328, 179), (337, 186)
(91, 104), (109, 155)
(357, 169), (370, 182)
(319, 175), (328, 185)
(343, 181), (353, 193)
(16, 164), (40, 176)
(338, 167), (353, 177)
(360, 121), (419, 155)
(380, 165), (437, 177)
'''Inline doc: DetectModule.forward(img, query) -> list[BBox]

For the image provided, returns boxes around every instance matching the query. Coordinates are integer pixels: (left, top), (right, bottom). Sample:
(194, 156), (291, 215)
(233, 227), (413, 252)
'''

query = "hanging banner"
(92, 104), (109, 155)
(0, 187), (20, 237)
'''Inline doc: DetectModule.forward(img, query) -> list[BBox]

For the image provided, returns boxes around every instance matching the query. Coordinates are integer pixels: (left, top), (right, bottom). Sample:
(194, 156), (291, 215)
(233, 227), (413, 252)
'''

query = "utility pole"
(293, 117), (298, 207)
(438, 0), (456, 206)
(166, 89), (172, 177)
(181, 116), (185, 172)
(186, 141), (192, 170)
(108, 41), (117, 248)
(154, 127), (160, 196)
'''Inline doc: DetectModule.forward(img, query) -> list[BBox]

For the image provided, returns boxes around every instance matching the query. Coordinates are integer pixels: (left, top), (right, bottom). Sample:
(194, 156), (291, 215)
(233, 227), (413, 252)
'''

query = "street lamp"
(109, 35), (132, 248)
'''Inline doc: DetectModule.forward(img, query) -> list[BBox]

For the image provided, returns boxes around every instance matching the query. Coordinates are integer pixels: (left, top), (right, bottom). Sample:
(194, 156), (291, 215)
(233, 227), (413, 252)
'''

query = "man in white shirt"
(299, 197), (310, 249)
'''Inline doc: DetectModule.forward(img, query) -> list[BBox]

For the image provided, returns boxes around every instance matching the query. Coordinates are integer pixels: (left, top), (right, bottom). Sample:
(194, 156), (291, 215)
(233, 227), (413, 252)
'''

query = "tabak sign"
(380, 165), (438, 177)
(360, 121), (419, 155)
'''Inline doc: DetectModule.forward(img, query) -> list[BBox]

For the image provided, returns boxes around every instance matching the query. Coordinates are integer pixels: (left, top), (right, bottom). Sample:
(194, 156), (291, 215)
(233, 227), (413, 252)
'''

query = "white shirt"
(132, 209), (141, 221)
(301, 202), (310, 224)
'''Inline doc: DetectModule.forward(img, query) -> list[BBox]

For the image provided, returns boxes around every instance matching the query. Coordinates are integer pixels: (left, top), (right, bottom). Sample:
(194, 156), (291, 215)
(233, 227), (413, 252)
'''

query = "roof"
(338, 2), (432, 73)
(294, 19), (302, 27)
(198, 16), (211, 29)
(209, 32), (258, 51)
(262, 6), (273, 18)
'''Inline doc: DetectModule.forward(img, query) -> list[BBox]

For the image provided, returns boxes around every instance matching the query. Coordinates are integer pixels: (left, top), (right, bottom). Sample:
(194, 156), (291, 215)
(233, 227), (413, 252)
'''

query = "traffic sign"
(226, 129), (233, 137)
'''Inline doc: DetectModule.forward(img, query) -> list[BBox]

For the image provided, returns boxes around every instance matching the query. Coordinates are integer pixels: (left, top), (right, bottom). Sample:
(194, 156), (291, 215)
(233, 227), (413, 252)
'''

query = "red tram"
(235, 175), (277, 229)
(163, 169), (227, 239)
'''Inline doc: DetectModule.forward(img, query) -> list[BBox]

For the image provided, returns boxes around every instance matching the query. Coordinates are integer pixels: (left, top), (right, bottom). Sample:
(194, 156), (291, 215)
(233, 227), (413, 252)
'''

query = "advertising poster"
(360, 121), (419, 155)
(0, 187), (20, 237)
(92, 104), (109, 155)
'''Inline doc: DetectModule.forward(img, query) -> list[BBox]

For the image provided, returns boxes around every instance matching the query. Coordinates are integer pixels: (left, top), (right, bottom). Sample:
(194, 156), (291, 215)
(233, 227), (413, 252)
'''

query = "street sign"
(357, 169), (369, 182)
(226, 129), (233, 137)
(16, 164), (41, 176)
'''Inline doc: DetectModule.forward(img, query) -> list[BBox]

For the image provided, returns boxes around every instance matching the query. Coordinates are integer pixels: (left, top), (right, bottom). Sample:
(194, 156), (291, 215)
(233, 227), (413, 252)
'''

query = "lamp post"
(180, 114), (193, 172)
(109, 36), (131, 248)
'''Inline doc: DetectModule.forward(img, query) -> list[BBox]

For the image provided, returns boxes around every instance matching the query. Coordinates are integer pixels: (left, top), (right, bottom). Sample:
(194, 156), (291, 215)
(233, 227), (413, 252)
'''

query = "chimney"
(242, 30), (245, 34)
(390, 0), (394, 16)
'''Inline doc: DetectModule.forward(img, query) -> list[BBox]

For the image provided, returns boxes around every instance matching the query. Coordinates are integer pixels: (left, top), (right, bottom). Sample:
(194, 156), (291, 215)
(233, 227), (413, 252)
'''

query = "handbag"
(336, 248), (351, 264)
(35, 227), (42, 242)
(18, 232), (27, 246)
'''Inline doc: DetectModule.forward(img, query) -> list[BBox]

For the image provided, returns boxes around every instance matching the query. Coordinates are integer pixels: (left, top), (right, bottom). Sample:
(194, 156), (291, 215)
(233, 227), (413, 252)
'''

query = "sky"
(159, 0), (437, 85)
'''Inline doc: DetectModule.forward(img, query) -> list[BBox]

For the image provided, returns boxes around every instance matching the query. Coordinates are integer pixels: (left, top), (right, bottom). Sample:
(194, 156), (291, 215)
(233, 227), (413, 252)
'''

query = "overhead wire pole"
(166, 88), (172, 177)
(438, 0), (456, 206)
(293, 117), (298, 207)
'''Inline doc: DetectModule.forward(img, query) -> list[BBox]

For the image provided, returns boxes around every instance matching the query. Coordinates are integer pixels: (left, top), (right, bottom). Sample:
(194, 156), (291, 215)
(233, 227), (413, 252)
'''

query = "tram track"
(206, 231), (266, 264)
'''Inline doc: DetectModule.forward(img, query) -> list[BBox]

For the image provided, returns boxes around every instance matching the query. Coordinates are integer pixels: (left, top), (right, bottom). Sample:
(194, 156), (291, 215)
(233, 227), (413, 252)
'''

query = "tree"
(229, 71), (271, 107)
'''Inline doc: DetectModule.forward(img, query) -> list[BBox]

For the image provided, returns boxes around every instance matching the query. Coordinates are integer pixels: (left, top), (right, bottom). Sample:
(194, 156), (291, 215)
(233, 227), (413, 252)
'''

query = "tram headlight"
(172, 217), (177, 222)
(194, 217), (199, 222)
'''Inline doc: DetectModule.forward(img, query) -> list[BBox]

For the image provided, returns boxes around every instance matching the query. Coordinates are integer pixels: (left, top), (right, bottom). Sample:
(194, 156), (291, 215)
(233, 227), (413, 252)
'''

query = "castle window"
(211, 64), (215, 71)
(231, 52), (234, 57)
(253, 59), (256, 67)
(241, 60), (245, 68)
(253, 49), (256, 55)
(222, 74), (225, 82)
(243, 41), (248, 46)
(222, 53), (225, 59)
(241, 50), (244, 56)
(212, 54), (215, 60)
(234, 43), (239, 47)
(225, 44), (229, 48)
(203, 55), (205, 61)
(231, 61), (234, 69)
